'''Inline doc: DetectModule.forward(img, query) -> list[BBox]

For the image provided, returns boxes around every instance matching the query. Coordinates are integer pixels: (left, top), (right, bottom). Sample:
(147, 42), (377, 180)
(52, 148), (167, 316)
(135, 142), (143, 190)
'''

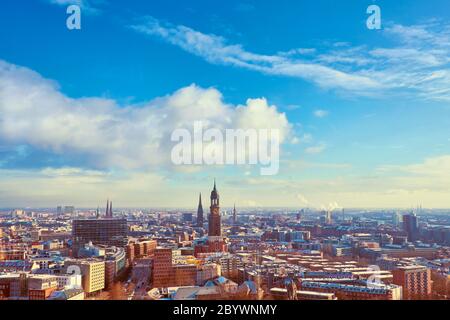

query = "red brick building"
(393, 265), (432, 299)
(152, 248), (174, 287)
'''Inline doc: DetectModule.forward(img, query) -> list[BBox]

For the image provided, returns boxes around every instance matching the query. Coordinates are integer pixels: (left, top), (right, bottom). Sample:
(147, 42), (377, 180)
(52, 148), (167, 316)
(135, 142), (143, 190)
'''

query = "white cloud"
(370, 48), (444, 67)
(296, 193), (309, 206)
(131, 17), (450, 101)
(379, 155), (450, 178)
(0, 60), (293, 171)
(0, 166), (169, 207)
(278, 48), (317, 57)
(227, 155), (450, 208)
(316, 46), (376, 66)
(291, 133), (313, 145)
(305, 143), (327, 155)
(314, 110), (329, 118)
(385, 23), (450, 48)
(130, 17), (382, 94)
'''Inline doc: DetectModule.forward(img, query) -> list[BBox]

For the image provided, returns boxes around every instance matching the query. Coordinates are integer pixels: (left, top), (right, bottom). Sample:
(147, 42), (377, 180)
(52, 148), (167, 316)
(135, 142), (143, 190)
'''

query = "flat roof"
(270, 288), (335, 297)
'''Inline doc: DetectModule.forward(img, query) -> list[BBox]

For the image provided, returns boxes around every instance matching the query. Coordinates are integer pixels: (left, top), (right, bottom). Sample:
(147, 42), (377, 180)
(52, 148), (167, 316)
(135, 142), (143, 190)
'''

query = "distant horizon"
(2, 206), (449, 212)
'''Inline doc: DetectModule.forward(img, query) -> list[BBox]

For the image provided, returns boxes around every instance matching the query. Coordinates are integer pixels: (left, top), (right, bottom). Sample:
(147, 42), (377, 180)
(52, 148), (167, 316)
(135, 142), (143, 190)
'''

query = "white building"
(55, 274), (83, 290)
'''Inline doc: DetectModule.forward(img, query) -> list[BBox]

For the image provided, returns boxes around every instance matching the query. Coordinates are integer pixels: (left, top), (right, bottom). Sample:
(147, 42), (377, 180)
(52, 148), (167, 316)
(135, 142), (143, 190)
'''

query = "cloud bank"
(0, 60), (292, 171)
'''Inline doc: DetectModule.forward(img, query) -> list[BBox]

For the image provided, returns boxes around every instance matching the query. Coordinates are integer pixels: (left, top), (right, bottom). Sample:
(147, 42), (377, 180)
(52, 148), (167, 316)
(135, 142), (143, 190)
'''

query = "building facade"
(392, 265), (432, 299)
(72, 218), (128, 251)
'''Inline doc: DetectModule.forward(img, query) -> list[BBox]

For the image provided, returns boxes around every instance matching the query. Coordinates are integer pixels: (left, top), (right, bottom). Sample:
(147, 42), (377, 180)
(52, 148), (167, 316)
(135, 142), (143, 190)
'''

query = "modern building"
(104, 247), (127, 289)
(72, 218), (128, 251)
(64, 206), (75, 215)
(270, 288), (337, 300)
(152, 247), (174, 288)
(197, 263), (221, 285)
(64, 259), (105, 295)
(403, 213), (419, 242)
(132, 240), (157, 259)
(299, 280), (403, 300)
(0, 274), (27, 299)
(55, 274), (83, 290)
(392, 265), (432, 299)
(219, 255), (244, 280)
(28, 275), (58, 300)
(173, 264), (197, 287)
(392, 212), (403, 227)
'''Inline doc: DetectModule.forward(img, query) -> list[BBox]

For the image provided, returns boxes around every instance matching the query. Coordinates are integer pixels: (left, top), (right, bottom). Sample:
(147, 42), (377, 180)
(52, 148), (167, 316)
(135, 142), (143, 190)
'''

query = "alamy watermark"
(367, 5), (382, 30)
(66, 5), (81, 30)
(64, 4), (380, 31)
(171, 122), (280, 176)
(367, 265), (384, 289)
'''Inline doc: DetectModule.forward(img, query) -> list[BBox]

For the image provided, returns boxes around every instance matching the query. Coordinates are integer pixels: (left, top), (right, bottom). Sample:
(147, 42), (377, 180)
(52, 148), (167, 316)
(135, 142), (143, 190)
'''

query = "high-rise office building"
(403, 213), (419, 242)
(393, 212), (403, 227)
(197, 193), (204, 227)
(393, 265), (431, 299)
(152, 247), (174, 288)
(152, 247), (197, 288)
(64, 206), (75, 215)
(72, 218), (128, 252)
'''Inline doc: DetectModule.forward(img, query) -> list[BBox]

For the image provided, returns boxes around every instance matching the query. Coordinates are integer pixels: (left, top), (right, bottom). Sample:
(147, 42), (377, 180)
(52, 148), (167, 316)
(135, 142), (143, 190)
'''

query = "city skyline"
(1, 0), (450, 305)
(1, 180), (448, 301)
(0, 0), (450, 208)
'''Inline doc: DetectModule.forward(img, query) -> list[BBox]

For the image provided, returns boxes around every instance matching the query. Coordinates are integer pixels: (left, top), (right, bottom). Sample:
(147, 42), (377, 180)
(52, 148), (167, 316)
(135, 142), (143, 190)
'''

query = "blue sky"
(0, 0), (449, 208)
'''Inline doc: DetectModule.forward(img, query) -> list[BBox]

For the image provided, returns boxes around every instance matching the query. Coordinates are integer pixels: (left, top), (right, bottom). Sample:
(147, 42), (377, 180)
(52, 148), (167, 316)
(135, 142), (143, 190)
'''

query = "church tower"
(105, 199), (110, 217)
(108, 201), (113, 218)
(194, 179), (228, 256)
(208, 180), (221, 238)
(197, 193), (204, 227)
(105, 199), (113, 218)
